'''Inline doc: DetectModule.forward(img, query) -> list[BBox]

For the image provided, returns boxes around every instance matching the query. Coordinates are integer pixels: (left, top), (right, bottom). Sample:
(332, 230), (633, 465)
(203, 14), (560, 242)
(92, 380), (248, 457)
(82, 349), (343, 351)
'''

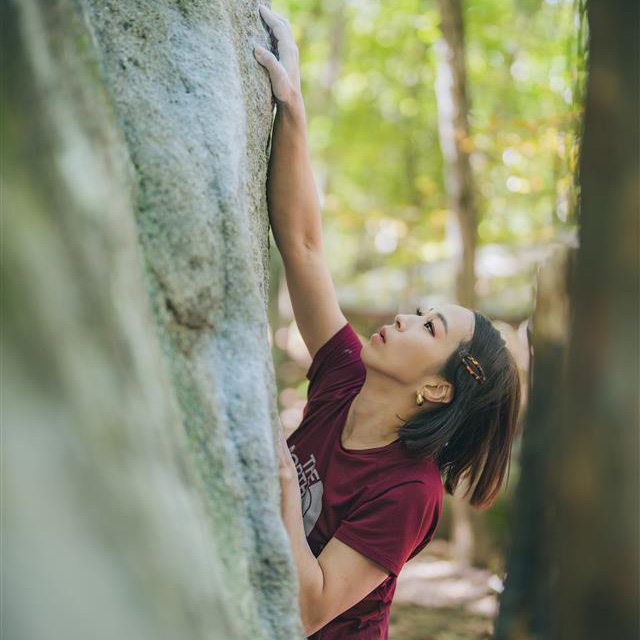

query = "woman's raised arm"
(254, 6), (346, 358)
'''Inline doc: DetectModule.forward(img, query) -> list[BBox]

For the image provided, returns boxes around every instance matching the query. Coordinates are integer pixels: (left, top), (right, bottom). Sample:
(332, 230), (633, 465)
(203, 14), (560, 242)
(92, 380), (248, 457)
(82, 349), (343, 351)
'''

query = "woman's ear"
(421, 380), (454, 405)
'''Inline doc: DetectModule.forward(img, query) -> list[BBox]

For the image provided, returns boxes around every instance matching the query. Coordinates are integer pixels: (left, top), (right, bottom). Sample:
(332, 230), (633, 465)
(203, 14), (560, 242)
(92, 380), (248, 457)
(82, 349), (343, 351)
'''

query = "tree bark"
(550, 0), (639, 636)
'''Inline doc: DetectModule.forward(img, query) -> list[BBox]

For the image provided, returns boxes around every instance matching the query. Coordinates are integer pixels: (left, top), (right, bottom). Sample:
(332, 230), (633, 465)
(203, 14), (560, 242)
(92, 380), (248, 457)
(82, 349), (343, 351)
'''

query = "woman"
(254, 5), (521, 638)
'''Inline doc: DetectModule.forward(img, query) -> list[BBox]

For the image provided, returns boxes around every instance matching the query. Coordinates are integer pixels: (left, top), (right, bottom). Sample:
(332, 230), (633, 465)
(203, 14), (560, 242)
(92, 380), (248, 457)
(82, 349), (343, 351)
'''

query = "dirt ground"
(388, 540), (502, 640)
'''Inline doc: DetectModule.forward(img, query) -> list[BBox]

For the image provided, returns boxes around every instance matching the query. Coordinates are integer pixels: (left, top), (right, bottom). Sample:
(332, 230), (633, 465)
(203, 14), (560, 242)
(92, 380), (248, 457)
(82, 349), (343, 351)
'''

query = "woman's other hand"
(254, 5), (302, 107)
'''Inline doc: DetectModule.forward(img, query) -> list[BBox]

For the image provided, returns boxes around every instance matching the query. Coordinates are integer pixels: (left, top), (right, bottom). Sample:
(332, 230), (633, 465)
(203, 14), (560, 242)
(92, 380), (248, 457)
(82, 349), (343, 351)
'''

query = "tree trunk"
(493, 1), (639, 637)
(492, 246), (574, 639)
(550, 0), (639, 636)
(435, 0), (478, 311)
(3, 1), (304, 638)
(434, 0), (478, 571)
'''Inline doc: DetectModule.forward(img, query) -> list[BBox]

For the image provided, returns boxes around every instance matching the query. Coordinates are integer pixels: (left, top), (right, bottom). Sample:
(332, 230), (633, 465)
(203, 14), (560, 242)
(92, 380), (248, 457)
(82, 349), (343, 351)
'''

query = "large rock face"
(3, 1), (303, 638)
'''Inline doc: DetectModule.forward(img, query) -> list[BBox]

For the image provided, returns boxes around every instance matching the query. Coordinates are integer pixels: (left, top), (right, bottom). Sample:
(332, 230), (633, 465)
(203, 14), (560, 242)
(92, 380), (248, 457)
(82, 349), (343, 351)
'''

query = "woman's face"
(362, 304), (476, 387)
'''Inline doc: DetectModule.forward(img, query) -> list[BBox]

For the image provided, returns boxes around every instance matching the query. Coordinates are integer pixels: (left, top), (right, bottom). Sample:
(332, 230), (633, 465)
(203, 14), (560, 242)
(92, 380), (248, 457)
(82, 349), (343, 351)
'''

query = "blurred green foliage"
(276, 0), (586, 312)
(271, 0), (587, 571)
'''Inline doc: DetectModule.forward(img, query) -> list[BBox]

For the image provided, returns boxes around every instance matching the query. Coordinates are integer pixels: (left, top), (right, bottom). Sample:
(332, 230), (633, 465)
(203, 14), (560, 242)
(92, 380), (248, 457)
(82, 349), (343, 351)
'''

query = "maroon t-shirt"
(286, 322), (443, 639)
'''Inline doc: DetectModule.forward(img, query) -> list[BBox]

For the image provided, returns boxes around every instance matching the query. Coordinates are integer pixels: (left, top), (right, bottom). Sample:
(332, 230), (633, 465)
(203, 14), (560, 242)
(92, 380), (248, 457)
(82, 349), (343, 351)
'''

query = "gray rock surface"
(3, 0), (303, 638)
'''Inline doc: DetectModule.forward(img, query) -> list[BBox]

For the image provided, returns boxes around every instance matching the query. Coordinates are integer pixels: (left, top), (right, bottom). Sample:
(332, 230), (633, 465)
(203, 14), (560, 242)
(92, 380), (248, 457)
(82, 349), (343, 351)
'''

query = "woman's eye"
(424, 320), (434, 336)
(417, 308), (435, 336)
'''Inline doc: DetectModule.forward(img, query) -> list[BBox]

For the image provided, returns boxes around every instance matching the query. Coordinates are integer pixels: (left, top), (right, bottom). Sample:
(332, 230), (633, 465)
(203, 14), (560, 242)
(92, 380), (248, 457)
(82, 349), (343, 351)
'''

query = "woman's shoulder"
(307, 322), (363, 372)
(383, 455), (443, 498)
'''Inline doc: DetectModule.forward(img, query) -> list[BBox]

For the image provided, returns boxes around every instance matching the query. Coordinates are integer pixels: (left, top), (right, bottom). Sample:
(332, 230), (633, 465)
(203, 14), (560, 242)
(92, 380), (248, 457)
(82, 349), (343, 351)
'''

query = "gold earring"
(416, 392), (424, 406)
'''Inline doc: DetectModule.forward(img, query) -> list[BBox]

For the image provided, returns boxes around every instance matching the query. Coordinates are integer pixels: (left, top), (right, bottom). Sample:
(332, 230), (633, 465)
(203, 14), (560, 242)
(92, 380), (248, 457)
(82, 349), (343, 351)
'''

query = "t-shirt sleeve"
(305, 322), (366, 402)
(333, 481), (440, 578)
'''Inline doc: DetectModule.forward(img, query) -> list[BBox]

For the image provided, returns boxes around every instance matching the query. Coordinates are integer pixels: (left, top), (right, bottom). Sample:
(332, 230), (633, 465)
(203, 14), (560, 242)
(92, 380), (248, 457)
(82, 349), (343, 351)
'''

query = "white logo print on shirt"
(289, 444), (324, 537)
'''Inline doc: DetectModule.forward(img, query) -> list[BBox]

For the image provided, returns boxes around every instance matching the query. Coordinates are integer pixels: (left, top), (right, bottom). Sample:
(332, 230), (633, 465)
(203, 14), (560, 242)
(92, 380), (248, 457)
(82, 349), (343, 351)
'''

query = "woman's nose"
(394, 315), (405, 331)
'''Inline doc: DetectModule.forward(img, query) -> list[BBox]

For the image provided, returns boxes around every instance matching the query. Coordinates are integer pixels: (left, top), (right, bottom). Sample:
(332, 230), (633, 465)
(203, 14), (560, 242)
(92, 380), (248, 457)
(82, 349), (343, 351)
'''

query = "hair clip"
(461, 353), (486, 383)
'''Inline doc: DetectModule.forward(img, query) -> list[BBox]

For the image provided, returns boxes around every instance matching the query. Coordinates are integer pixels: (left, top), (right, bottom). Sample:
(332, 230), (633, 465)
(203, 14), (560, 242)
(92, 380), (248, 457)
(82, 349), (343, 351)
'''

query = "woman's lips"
(372, 333), (384, 344)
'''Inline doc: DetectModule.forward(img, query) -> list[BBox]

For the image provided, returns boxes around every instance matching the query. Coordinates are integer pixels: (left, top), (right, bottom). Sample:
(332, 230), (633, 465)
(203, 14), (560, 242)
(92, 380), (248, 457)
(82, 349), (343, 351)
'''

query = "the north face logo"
(289, 445), (324, 537)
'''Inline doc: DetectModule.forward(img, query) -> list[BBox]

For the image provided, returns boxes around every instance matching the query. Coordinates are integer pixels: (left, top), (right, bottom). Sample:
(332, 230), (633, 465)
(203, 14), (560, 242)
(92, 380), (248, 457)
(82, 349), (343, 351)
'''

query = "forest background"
(269, 0), (587, 579)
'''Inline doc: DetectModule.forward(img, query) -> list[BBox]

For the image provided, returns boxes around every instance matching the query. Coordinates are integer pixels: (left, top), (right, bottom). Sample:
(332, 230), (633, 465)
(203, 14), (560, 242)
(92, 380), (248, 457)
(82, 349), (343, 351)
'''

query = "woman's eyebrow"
(428, 307), (449, 336)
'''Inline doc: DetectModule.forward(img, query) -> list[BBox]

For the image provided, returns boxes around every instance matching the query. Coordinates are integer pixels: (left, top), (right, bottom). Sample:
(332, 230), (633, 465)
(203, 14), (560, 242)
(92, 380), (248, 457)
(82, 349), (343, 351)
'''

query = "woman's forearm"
(267, 96), (324, 259)
(281, 489), (324, 634)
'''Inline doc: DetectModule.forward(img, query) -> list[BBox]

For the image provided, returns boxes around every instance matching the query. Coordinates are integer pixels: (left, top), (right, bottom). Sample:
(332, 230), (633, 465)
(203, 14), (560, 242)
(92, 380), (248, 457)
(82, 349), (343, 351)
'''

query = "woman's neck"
(343, 377), (416, 448)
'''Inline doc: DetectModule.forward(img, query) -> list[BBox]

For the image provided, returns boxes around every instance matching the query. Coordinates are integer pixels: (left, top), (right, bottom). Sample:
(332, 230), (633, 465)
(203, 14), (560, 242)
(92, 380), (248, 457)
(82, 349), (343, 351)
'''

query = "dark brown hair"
(396, 310), (522, 509)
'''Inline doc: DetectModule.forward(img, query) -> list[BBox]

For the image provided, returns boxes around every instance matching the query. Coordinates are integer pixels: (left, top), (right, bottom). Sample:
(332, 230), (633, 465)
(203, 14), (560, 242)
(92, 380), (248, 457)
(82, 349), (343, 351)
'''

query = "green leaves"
(279, 0), (585, 314)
